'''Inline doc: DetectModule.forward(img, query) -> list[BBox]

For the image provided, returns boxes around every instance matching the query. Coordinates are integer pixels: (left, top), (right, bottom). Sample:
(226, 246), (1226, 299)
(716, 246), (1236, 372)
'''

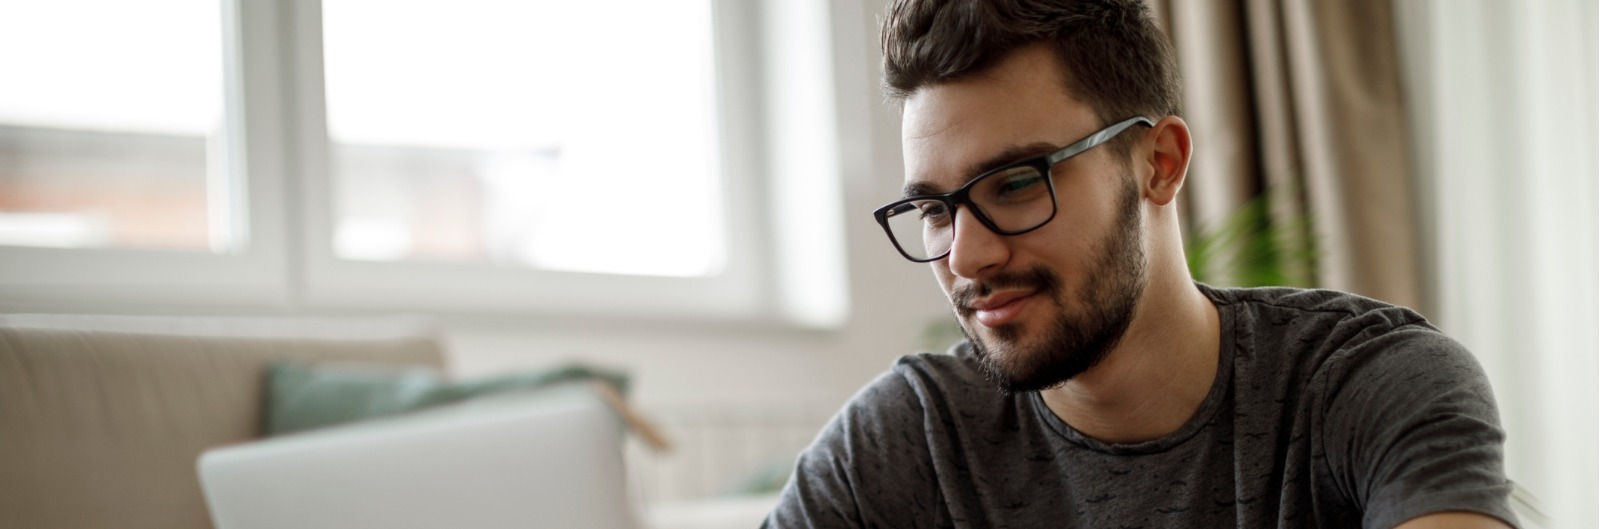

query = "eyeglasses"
(873, 116), (1153, 262)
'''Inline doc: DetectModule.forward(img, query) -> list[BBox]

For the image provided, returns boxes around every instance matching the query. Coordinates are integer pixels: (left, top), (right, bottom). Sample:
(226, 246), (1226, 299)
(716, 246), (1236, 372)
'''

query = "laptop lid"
(198, 387), (638, 529)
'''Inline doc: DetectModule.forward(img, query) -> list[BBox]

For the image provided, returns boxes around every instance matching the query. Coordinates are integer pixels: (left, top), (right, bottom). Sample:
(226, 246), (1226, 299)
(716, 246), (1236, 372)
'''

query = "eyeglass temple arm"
(1046, 116), (1155, 165)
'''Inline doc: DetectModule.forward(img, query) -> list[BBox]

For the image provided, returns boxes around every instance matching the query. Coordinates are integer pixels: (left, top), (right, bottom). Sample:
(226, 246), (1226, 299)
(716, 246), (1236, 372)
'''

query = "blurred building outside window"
(0, 0), (230, 253)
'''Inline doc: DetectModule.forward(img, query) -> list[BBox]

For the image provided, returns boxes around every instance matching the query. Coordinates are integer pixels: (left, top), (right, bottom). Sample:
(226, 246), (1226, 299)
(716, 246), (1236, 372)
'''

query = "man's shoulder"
(852, 342), (995, 408)
(1205, 284), (1444, 354)
(1207, 284), (1491, 421)
(802, 343), (1005, 465)
(1204, 284), (1485, 413)
(1205, 284), (1424, 322)
(894, 340), (988, 381)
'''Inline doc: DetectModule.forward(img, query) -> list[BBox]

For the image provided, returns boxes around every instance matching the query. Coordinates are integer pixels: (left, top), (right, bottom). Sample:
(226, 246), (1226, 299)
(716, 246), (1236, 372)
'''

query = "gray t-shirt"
(765, 285), (1518, 528)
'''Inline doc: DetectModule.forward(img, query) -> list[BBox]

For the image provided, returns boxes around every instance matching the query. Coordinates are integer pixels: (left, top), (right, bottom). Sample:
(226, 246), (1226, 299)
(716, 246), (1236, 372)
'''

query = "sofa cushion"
(264, 360), (630, 435)
(0, 315), (446, 529)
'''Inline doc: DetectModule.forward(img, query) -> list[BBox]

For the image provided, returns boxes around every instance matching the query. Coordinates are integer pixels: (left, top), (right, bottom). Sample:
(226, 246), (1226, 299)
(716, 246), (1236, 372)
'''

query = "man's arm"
(1394, 512), (1515, 529)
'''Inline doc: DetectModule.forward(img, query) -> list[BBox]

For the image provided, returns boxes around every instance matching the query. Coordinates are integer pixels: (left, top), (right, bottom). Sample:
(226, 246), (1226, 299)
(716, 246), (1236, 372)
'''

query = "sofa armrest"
(0, 314), (448, 529)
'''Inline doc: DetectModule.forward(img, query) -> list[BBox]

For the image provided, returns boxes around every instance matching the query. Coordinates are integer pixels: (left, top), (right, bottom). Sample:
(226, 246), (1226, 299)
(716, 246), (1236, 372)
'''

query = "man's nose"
(946, 206), (1008, 279)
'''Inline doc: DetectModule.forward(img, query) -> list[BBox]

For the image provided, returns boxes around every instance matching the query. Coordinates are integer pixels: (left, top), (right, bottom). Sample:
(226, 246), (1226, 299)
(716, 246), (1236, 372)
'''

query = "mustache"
(951, 266), (1061, 317)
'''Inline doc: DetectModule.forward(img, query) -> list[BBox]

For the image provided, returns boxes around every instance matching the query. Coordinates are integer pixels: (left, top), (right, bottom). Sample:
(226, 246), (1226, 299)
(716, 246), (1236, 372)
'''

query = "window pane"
(324, 0), (723, 277)
(0, 0), (231, 252)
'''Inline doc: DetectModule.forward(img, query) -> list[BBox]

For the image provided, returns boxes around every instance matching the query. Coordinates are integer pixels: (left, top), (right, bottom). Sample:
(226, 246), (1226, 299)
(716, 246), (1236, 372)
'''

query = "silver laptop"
(198, 387), (639, 529)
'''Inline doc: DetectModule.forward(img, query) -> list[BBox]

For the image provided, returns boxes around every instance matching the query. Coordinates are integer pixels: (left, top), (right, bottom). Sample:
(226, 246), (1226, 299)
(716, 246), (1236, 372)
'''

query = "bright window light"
(0, 0), (229, 252)
(323, 0), (724, 277)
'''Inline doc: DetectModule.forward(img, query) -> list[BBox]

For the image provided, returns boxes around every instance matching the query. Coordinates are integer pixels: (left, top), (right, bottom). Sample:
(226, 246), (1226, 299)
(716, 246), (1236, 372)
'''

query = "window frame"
(0, 0), (848, 327)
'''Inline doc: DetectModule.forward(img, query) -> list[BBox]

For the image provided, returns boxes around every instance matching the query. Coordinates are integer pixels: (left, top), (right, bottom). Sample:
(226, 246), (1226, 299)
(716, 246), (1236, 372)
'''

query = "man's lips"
(951, 266), (1059, 329)
(969, 290), (1037, 328)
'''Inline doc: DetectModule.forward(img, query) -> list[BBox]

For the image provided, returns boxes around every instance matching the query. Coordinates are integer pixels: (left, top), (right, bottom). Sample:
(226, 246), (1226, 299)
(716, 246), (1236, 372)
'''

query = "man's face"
(900, 45), (1148, 393)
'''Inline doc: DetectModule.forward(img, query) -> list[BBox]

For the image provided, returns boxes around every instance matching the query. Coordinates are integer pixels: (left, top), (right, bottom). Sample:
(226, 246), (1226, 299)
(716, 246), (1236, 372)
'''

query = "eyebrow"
(903, 141), (1063, 197)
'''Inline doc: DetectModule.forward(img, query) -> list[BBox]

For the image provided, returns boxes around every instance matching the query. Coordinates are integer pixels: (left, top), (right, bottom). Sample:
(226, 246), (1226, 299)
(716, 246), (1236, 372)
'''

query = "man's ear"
(1141, 115), (1192, 207)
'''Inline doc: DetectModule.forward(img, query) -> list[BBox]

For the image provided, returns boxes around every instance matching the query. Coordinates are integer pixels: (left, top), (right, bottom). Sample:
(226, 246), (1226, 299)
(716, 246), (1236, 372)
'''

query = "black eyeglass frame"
(872, 116), (1155, 263)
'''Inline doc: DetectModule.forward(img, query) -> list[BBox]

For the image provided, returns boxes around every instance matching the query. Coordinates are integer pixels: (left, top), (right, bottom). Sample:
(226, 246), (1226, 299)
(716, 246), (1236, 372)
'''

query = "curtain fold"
(1158, 0), (1422, 310)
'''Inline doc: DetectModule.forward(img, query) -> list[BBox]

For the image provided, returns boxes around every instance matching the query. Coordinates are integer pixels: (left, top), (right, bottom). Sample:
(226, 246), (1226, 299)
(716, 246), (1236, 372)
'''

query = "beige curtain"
(1153, 0), (1422, 310)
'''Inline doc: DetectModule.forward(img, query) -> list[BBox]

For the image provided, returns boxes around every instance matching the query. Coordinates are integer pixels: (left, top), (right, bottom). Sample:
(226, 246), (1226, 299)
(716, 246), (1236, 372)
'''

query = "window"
(0, 1), (232, 252)
(0, 0), (849, 326)
(321, 0), (722, 277)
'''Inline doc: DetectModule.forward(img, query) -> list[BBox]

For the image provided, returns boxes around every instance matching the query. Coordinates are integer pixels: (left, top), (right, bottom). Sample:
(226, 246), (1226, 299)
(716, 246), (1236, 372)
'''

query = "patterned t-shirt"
(764, 285), (1519, 528)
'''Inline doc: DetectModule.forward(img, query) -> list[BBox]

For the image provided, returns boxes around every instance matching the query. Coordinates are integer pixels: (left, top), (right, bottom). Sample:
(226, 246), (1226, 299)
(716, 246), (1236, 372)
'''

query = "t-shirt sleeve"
(763, 363), (940, 529)
(1319, 325), (1520, 529)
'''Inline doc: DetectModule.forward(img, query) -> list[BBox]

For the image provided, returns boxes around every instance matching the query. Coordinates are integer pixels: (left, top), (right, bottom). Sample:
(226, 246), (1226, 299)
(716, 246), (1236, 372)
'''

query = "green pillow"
(264, 361), (629, 435)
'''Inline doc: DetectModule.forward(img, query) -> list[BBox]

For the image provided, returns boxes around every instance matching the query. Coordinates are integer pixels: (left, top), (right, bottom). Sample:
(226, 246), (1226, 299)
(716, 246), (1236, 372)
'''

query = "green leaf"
(1186, 189), (1318, 288)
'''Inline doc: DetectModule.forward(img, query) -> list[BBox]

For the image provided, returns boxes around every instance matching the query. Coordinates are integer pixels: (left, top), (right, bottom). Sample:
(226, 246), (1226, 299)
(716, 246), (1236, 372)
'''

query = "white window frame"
(0, 0), (850, 327)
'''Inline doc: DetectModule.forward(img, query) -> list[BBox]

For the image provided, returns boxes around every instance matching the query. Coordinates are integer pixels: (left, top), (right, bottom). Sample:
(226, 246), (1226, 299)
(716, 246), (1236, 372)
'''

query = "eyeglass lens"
(882, 164), (1054, 260)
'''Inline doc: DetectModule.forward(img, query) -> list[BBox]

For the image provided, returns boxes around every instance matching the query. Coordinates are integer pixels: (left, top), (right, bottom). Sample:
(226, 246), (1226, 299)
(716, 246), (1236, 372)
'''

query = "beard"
(953, 173), (1148, 394)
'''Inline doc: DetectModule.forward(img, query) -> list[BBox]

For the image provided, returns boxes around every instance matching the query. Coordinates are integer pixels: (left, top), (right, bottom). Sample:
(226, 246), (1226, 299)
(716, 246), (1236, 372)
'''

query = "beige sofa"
(0, 314), (447, 529)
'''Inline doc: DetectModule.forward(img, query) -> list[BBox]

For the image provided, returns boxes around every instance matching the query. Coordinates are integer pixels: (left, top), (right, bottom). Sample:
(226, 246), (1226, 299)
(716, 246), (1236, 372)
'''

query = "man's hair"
(881, 0), (1182, 153)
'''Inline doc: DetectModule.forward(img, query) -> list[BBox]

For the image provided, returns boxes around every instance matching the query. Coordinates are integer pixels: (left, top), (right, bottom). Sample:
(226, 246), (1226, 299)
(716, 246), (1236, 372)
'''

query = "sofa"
(0, 313), (447, 529)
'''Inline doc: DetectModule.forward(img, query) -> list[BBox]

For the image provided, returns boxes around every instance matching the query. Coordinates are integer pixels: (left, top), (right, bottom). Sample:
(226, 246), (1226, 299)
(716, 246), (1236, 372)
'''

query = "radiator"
(625, 401), (837, 505)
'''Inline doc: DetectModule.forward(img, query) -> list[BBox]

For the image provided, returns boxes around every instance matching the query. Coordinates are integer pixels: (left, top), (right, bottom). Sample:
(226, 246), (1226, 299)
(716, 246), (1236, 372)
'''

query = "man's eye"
(983, 166), (1048, 204)
(919, 203), (951, 224)
(996, 173), (1044, 194)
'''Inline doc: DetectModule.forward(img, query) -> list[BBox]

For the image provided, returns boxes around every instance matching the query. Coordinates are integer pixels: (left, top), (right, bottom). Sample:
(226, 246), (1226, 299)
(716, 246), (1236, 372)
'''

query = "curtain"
(1153, 0), (1422, 311)
(1394, 1), (1598, 527)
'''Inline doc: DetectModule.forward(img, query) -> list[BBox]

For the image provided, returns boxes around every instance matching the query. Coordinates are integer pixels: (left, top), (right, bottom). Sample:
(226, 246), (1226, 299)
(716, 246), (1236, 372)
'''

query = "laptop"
(198, 387), (639, 529)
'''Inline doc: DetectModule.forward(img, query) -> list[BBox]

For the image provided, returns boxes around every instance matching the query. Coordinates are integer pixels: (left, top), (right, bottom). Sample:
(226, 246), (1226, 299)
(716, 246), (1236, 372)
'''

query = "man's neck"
(1038, 274), (1221, 444)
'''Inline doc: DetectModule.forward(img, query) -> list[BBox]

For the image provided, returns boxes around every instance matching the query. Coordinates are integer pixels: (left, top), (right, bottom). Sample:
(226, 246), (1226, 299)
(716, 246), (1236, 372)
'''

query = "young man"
(764, 1), (1518, 527)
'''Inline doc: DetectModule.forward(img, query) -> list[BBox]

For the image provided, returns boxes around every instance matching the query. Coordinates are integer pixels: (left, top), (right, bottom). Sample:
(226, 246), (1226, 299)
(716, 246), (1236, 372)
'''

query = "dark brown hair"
(881, 0), (1182, 153)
